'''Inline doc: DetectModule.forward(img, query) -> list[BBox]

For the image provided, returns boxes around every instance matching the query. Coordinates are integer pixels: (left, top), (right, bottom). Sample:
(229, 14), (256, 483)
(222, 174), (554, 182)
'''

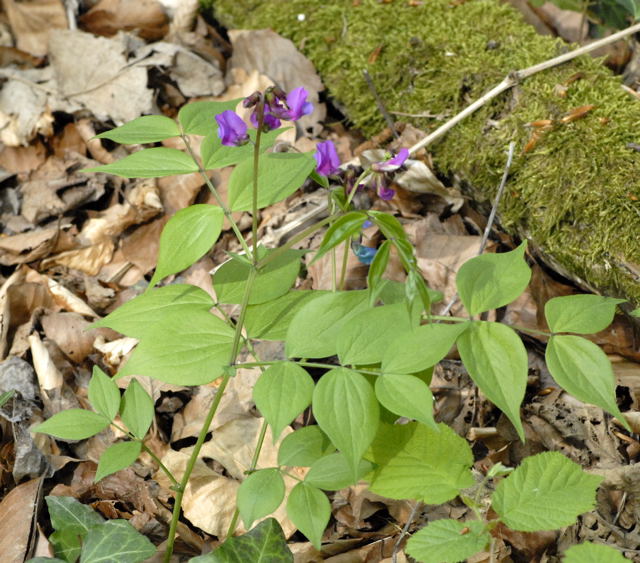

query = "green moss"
(211, 0), (640, 305)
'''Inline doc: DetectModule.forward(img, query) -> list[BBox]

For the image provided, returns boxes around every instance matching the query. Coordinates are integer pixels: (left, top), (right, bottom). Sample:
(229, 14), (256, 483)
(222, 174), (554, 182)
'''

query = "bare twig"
(392, 501), (421, 563)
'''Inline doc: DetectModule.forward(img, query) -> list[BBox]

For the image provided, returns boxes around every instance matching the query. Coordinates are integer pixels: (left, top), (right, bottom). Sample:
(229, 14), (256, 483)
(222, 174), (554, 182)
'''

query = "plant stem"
(338, 237), (351, 290)
(141, 443), (178, 487)
(331, 248), (337, 291)
(252, 127), (263, 263)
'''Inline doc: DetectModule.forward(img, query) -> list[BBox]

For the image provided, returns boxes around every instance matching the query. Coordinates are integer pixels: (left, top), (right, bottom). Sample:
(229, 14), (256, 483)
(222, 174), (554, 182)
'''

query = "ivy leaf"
(80, 520), (155, 563)
(563, 542), (629, 562)
(491, 451), (603, 531)
(277, 426), (335, 467)
(305, 453), (373, 490)
(87, 366), (120, 421)
(405, 519), (490, 563)
(286, 482), (330, 550)
(375, 373), (437, 429)
(544, 294), (624, 334)
(46, 496), (103, 538)
(237, 469), (286, 528)
(33, 410), (109, 441)
(95, 115), (179, 144)
(82, 147), (198, 178)
(120, 379), (154, 439)
(95, 441), (142, 482)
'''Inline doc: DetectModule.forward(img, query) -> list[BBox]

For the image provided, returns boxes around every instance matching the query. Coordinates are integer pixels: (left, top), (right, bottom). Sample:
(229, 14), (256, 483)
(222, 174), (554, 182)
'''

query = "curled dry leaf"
(41, 239), (116, 277)
(0, 477), (42, 562)
(79, 0), (169, 41)
(3, 0), (67, 56)
(41, 312), (112, 363)
(0, 222), (75, 266)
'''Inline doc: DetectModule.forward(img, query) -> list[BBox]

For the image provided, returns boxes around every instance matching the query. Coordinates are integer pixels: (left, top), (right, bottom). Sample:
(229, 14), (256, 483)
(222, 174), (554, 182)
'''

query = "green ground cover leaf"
(286, 483), (330, 550)
(406, 519), (489, 563)
(544, 294), (624, 334)
(95, 115), (180, 144)
(83, 147), (198, 178)
(277, 426), (335, 467)
(34, 410), (109, 441)
(178, 99), (242, 135)
(201, 127), (287, 169)
(304, 453), (373, 490)
(80, 520), (155, 563)
(95, 441), (142, 482)
(87, 366), (120, 421)
(563, 542), (629, 562)
(120, 379), (154, 439)
(375, 373), (436, 429)
(237, 469), (285, 528)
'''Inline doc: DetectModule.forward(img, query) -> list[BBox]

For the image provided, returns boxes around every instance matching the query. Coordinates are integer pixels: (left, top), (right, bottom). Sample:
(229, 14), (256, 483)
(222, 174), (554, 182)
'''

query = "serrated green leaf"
(312, 368), (379, 480)
(382, 321), (469, 374)
(82, 147), (198, 178)
(286, 290), (369, 358)
(88, 366), (120, 421)
(457, 321), (527, 440)
(563, 542), (629, 562)
(337, 303), (418, 365)
(456, 242), (531, 315)
(375, 374), (436, 429)
(405, 519), (489, 563)
(93, 284), (214, 339)
(286, 482), (330, 550)
(95, 441), (142, 482)
(213, 248), (303, 305)
(492, 451), (602, 531)
(237, 469), (285, 528)
(277, 426), (335, 467)
(117, 312), (234, 385)
(245, 290), (329, 340)
(80, 520), (155, 563)
(253, 362), (314, 440)
(304, 453), (373, 490)
(312, 212), (368, 263)
(544, 294), (624, 334)
(120, 379), (154, 439)
(95, 115), (180, 144)
(46, 496), (104, 537)
(228, 152), (316, 211)
(190, 518), (293, 562)
(34, 410), (109, 440)
(149, 204), (224, 288)
(367, 422), (474, 504)
(546, 335), (627, 428)
(201, 127), (288, 169)
(178, 99), (243, 136)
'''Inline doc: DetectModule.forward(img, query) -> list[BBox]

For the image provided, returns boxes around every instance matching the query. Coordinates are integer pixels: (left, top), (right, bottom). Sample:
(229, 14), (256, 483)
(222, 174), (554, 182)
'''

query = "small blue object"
(353, 244), (377, 265)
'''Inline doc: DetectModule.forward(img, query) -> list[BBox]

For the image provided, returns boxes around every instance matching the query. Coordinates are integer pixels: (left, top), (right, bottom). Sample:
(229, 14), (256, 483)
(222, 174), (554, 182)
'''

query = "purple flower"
(269, 87), (313, 121)
(215, 110), (249, 146)
(372, 148), (409, 172)
(314, 140), (341, 176)
(250, 110), (281, 131)
(376, 176), (396, 200)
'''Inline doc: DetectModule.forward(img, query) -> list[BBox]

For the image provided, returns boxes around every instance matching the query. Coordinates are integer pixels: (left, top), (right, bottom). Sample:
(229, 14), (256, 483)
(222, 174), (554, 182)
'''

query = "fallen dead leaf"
(0, 477), (42, 560)
(79, 0), (169, 41)
(4, 0), (67, 56)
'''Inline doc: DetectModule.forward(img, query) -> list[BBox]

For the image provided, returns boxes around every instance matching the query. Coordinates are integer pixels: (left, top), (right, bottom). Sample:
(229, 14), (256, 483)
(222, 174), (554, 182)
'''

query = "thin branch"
(392, 501), (421, 562)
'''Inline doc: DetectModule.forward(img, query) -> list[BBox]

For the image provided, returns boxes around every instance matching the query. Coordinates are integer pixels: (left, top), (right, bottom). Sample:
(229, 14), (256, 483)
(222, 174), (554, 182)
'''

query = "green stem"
(338, 236), (351, 291)
(331, 248), (337, 292)
(139, 443), (178, 487)
(252, 127), (263, 262)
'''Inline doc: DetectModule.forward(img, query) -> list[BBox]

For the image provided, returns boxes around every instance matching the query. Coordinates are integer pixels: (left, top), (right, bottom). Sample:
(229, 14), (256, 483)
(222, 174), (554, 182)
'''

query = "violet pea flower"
(215, 110), (249, 146)
(314, 140), (341, 176)
(270, 87), (313, 121)
(250, 110), (281, 131)
(372, 148), (410, 172)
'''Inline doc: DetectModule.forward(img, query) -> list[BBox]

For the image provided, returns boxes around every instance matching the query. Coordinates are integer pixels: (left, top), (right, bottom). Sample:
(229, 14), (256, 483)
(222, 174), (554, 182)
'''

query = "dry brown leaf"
(307, 238), (369, 291)
(79, 0), (169, 41)
(0, 222), (74, 266)
(0, 140), (47, 173)
(41, 312), (110, 363)
(0, 477), (42, 560)
(29, 332), (63, 392)
(156, 172), (205, 214)
(4, 0), (67, 56)
(42, 239), (116, 276)
(120, 217), (166, 275)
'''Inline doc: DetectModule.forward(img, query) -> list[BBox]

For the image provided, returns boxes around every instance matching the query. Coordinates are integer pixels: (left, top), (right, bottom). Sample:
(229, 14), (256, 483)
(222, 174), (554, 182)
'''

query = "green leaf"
(277, 426), (335, 467)
(563, 542), (629, 562)
(149, 204), (224, 288)
(213, 248), (303, 305)
(457, 321), (527, 440)
(377, 279), (443, 306)
(80, 520), (155, 563)
(228, 152), (316, 211)
(245, 290), (329, 340)
(253, 362), (314, 439)
(95, 115), (180, 144)
(312, 368), (379, 480)
(93, 284), (214, 339)
(544, 294), (624, 334)
(492, 451), (603, 531)
(82, 147), (198, 178)
(405, 269), (432, 313)
(27, 558), (68, 563)
(34, 410), (109, 440)
(375, 374), (436, 429)
(305, 453), (373, 490)
(190, 518), (293, 562)
(0, 389), (15, 408)
(367, 240), (391, 304)
(546, 335), (627, 428)
(120, 379), (154, 439)
(286, 290), (369, 358)
(312, 212), (368, 262)
(367, 422), (474, 504)
(178, 99), (242, 136)
(382, 322), (469, 374)
(117, 312), (234, 385)
(49, 528), (81, 563)
(237, 469), (285, 528)
(95, 441), (142, 482)
(88, 366), (120, 421)
(337, 303), (418, 365)
(286, 482), (330, 550)
(201, 127), (288, 169)
(405, 519), (489, 563)
(456, 242), (531, 315)
(46, 496), (103, 537)
(368, 211), (408, 241)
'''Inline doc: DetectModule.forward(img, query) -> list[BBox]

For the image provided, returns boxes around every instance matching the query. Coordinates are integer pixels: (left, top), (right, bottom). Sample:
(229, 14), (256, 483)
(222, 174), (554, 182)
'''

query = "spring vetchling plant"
(30, 86), (632, 562)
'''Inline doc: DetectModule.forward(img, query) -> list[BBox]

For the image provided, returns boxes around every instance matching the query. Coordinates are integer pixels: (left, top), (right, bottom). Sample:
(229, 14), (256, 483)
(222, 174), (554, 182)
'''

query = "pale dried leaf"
(29, 332), (63, 391)
(0, 477), (42, 560)
(4, 0), (67, 56)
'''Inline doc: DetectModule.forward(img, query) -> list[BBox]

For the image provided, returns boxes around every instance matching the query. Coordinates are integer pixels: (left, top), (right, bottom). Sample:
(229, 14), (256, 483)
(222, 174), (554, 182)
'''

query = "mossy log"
(211, 0), (640, 306)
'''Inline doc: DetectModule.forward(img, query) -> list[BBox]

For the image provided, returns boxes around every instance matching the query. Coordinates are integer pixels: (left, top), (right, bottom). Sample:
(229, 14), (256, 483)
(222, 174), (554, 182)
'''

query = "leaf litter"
(0, 1), (639, 561)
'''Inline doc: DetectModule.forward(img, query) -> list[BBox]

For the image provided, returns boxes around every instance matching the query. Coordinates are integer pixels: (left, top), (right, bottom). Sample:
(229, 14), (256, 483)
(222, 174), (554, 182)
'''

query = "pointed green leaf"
(201, 127), (288, 169)
(0, 389), (14, 408)
(546, 335), (627, 428)
(149, 204), (224, 288)
(305, 453), (373, 490)
(228, 152), (316, 211)
(237, 469), (285, 528)
(406, 519), (489, 563)
(88, 366), (120, 421)
(312, 368), (379, 480)
(382, 322), (470, 374)
(368, 211), (408, 241)
(95, 441), (142, 482)
(277, 426), (335, 467)
(457, 321), (527, 440)
(286, 482), (330, 550)
(95, 115), (180, 144)
(456, 242), (531, 315)
(286, 290), (369, 358)
(34, 410), (109, 440)
(253, 362), (314, 439)
(82, 147), (198, 178)
(492, 451), (602, 531)
(81, 520), (155, 563)
(46, 495), (104, 537)
(120, 379), (154, 439)
(367, 240), (391, 304)
(375, 374), (436, 429)
(178, 99), (243, 136)
(544, 294), (624, 334)
(367, 422), (474, 504)
(312, 212), (368, 263)
(563, 542), (629, 562)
